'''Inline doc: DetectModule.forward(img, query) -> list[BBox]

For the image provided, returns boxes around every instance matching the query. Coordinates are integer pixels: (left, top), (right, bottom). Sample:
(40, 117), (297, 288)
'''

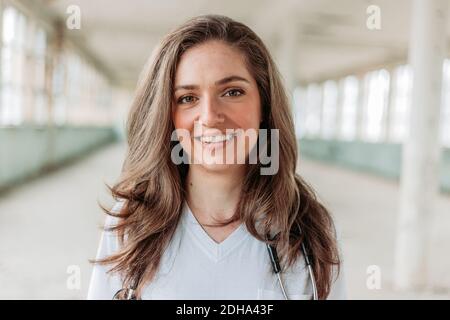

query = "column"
(394, 0), (448, 290)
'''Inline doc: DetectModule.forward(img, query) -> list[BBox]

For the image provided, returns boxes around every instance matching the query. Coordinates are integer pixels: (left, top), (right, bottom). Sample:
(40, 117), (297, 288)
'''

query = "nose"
(198, 95), (224, 127)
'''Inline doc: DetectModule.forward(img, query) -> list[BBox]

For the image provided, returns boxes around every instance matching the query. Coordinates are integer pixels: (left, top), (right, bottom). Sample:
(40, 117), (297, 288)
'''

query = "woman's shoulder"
(329, 218), (347, 299)
(104, 199), (126, 228)
(98, 199), (127, 256)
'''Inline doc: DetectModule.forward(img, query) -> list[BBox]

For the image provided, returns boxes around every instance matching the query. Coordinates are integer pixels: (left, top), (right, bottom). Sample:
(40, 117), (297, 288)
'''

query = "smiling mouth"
(194, 132), (238, 144)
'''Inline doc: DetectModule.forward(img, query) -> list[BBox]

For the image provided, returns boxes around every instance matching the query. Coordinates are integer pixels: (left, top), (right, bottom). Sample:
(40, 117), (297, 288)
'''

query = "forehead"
(174, 40), (253, 84)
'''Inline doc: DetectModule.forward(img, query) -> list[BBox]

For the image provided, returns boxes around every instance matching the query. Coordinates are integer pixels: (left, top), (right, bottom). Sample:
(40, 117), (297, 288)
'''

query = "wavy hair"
(92, 14), (341, 299)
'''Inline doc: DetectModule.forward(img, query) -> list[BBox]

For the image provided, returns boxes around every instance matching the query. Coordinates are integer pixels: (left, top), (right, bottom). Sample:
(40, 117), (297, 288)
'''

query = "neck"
(185, 165), (246, 224)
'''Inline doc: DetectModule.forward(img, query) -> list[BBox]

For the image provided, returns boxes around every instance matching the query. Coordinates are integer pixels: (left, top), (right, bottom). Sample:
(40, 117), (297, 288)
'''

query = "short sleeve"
(327, 263), (347, 299)
(86, 201), (125, 300)
(326, 220), (347, 300)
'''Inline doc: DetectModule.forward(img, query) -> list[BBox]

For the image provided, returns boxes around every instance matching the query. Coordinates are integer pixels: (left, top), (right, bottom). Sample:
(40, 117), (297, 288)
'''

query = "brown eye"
(178, 95), (197, 104)
(224, 89), (244, 97)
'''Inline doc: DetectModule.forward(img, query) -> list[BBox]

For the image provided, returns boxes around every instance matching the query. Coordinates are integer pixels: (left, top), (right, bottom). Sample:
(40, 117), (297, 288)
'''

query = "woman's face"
(172, 40), (261, 172)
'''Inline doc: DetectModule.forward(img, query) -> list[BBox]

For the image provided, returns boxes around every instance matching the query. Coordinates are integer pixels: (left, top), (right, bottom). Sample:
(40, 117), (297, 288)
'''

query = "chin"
(197, 161), (243, 173)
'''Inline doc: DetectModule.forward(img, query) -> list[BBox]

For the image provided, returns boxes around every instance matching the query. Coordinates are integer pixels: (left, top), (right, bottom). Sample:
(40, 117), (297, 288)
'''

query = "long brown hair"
(93, 14), (341, 299)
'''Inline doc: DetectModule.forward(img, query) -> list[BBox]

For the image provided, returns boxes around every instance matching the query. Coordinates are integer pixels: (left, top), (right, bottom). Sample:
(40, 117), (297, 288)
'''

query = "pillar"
(394, 0), (448, 290)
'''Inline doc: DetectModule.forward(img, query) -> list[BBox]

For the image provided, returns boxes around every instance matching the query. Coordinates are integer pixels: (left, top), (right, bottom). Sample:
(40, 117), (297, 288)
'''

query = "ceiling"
(35, 0), (449, 88)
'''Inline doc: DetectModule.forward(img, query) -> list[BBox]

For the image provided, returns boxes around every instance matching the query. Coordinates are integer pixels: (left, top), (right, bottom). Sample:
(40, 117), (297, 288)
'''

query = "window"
(304, 83), (322, 137)
(321, 80), (338, 139)
(52, 53), (67, 125)
(20, 20), (48, 126)
(63, 50), (113, 126)
(293, 86), (307, 138)
(65, 51), (82, 124)
(441, 59), (450, 147)
(0, 4), (115, 128)
(362, 69), (390, 142)
(1, 6), (27, 126)
(340, 76), (359, 140)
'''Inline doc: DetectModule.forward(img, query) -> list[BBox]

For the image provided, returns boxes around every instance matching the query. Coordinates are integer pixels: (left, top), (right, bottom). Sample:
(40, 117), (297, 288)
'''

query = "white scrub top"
(87, 200), (347, 300)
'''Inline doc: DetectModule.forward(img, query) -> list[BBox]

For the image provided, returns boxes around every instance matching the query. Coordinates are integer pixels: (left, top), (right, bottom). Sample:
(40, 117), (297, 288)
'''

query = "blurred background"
(0, 0), (449, 299)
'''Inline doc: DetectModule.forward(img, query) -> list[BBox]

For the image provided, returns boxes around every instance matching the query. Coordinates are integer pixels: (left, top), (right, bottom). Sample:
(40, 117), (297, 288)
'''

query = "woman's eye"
(223, 89), (244, 97)
(177, 95), (197, 104)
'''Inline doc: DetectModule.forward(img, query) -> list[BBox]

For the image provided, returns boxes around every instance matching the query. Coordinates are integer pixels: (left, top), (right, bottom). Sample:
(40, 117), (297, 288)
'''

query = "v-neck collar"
(181, 201), (249, 262)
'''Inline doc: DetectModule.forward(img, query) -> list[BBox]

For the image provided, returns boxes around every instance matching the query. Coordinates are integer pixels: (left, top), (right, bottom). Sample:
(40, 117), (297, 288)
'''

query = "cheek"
(172, 108), (196, 154)
(172, 108), (194, 131)
(233, 96), (261, 130)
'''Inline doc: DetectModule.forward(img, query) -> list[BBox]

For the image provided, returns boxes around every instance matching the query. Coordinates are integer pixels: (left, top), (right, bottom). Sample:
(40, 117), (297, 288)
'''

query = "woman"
(87, 14), (346, 300)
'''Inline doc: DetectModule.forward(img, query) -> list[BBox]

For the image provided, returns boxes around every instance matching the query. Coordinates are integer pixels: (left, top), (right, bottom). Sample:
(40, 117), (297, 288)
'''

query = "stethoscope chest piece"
(112, 287), (138, 300)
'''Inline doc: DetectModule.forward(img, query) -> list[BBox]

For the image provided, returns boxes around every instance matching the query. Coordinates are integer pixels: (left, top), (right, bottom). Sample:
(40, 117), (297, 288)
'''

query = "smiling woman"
(87, 14), (346, 300)
(172, 40), (261, 172)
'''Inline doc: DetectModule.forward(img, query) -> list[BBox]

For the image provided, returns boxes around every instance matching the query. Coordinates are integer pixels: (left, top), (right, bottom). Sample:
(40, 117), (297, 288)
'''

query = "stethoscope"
(266, 237), (318, 300)
(113, 234), (318, 300)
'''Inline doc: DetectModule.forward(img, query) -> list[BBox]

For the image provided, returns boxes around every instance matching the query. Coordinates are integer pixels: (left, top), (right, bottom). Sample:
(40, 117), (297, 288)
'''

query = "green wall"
(299, 138), (450, 193)
(2, 133), (448, 193)
(0, 126), (117, 190)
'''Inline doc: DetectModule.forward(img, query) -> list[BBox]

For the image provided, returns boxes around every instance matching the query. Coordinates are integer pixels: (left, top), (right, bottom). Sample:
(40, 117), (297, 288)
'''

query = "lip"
(193, 132), (238, 151)
(194, 132), (236, 142)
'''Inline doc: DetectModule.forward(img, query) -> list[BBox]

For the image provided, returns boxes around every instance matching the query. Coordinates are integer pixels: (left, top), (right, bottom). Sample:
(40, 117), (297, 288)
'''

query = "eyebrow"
(174, 75), (250, 92)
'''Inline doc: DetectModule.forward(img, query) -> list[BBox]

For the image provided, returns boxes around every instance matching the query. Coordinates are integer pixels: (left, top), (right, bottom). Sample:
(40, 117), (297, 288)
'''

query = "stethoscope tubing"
(266, 241), (318, 300)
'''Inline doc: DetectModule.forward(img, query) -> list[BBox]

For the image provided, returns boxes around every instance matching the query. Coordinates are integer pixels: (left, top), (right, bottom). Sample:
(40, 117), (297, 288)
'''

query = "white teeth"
(198, 133), (235, 143)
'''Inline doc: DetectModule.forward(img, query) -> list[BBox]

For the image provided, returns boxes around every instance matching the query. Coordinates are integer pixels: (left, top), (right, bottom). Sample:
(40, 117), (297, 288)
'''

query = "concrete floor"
(298, 157), (450, 299)
(0, 143), (125, 299)
(0, 142), (449, 299)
